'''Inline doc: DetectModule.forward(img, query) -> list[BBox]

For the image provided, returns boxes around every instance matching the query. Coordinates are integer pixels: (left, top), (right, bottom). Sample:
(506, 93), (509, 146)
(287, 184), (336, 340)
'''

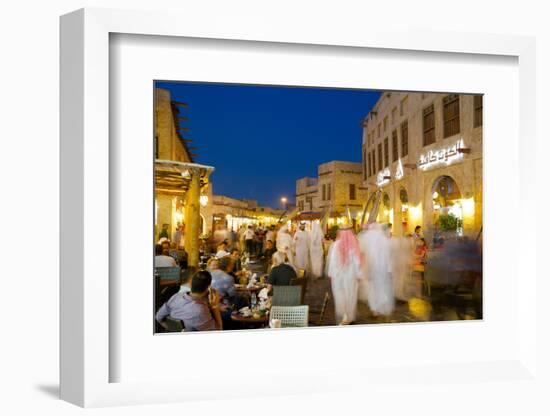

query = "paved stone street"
(248, 255), (481, 327)
(304, 275), (481, 327)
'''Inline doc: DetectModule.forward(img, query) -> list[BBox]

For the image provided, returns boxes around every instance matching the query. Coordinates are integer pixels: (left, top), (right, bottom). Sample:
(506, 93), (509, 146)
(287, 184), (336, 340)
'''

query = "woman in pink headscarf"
(326, 225), (363, 324)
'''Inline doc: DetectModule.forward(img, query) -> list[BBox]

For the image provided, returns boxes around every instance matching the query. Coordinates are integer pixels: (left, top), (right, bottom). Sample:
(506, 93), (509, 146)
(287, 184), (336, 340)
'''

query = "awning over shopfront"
(155, 159), (215, 195)
(155, 159), (215, 267)
(293, 211), (322, 221)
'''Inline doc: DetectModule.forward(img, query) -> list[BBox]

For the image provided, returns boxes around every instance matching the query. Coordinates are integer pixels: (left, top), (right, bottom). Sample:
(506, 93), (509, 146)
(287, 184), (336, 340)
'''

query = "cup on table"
(269, 319), (281, 328)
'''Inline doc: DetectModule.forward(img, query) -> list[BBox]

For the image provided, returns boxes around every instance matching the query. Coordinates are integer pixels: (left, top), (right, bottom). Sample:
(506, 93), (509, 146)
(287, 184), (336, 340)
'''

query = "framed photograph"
(60, 8), (538, 408)
(151, 81), (483, 330)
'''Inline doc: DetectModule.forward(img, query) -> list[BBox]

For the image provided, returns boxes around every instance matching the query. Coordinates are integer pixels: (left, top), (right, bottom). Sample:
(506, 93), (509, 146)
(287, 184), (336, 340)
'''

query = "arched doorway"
(360, 191), (378, 226)
(379, 193), (391, 224)
(399, 187), (409, 233)
(431, 175), (463, 236)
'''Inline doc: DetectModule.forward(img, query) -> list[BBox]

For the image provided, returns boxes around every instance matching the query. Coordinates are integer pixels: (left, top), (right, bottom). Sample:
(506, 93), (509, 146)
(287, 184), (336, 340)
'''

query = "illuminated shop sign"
(418, 139), (464, 170)
(376, 167), (391, 187)
(394, 159), (404, 180)
(375, 159), (404, 187)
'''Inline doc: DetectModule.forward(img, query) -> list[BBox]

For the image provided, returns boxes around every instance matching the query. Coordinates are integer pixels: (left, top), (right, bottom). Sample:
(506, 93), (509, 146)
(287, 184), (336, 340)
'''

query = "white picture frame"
(60, 7), (539, 408)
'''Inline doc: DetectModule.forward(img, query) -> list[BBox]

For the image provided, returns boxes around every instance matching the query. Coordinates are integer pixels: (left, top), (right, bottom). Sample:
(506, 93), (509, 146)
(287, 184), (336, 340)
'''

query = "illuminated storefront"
(361, 92), (483, 240)
(212, 195), (284, 232)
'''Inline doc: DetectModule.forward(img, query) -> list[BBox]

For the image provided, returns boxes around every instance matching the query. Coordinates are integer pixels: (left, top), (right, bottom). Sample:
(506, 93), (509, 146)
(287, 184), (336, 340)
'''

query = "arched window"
(432, 175), (463, 235)
(382, 193), (390, 209)
(379, 193), (391, 224)
(432, 176), (461, 208)
(399, 188), (408, 204)
(399, 188), (409, 229)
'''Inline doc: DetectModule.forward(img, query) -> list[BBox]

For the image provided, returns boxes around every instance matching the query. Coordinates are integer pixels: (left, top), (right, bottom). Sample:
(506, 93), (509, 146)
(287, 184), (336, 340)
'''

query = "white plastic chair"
(270, 305), (309, 327)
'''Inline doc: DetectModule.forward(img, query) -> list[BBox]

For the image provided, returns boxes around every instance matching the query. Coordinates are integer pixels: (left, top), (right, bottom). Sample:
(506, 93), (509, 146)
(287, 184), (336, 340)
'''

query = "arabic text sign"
(418, 139), (464, 170)
(376, 167), (391, 187)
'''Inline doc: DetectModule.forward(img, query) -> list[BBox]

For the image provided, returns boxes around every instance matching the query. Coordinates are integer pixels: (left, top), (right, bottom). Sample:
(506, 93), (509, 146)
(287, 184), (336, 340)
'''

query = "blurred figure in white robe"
(391, 235), (417, 301)
(327, 226), (363, 324)
(293, 222), (310, 272)
(358, 223), (394, 316)
(309, 221), (324, 279)
(276, 224), (295, 267)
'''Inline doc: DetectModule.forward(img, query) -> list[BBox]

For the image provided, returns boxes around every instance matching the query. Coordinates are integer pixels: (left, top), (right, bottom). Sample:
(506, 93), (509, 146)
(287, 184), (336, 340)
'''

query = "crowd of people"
(154, 219), (481, 331)
(154, 221), (323, 332)
(327, 222), (481, 324)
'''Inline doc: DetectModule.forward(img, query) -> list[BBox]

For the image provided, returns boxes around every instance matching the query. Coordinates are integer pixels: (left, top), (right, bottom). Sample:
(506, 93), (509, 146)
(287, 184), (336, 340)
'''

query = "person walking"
(276, 224), (295, 267)
(358, 223), (395, 317)
(309, 221), (324, 279)
(293, 222), (310, 272)
(326, 225), (363, 325)
(244, 225), (255, 255)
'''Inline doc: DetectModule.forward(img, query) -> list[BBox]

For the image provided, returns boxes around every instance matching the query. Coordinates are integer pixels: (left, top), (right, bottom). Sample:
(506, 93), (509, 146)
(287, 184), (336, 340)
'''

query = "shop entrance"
(431, 175), (463, 237)
(399, 187), (409, 234)
(379, 193), (391, 224)
(361, 190), (380, 226)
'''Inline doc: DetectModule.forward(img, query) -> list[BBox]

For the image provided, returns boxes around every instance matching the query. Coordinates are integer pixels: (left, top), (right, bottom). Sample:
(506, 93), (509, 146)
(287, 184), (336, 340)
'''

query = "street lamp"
(280, 197), (287, 210)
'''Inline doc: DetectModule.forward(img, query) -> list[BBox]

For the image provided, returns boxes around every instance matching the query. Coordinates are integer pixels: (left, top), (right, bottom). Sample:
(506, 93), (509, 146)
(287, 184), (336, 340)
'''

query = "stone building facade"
(361, 91), (483, 240)
(154, 88), (214, 243)
(295, 177), (319, 213)
(212, 194), (284, 231)
(155, 88), (193, 163)
(295, 160), (369, 229)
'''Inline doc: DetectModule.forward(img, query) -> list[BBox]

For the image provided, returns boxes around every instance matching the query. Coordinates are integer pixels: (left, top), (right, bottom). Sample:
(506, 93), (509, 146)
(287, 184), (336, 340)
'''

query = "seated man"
(215, 241), (230, 258)
(155, 270), (223, 331)
(154, 243), (177, 267)
(210, 255), (237, 299)
(161, 240), (172, 256)
(230, 249), (242, 272)
(267, 251), (297, 289)
(210, 256), (249, 313)
(168, 242), (187, 267)
(178, 266), (197, 295)
(206, 256), (219, 272)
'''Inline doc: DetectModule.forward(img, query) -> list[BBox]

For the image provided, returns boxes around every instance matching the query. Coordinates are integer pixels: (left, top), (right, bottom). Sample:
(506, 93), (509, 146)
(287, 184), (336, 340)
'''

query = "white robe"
(276, 228), (295, 266)
(293, 229), (310, 271)
(309, 223), (324, 278)
(327, 239), (362, 323)
(358, 225), (395, 316)
(391, 237), (416, 301)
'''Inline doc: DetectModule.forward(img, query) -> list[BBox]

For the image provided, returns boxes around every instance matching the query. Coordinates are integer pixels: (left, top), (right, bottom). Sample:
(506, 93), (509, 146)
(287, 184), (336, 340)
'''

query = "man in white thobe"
(327, 226), (363, 324)
(358, 223), (395, 317)
(293, 223), (310, 272)
(308, 222), (324, 279)
(276, 224), (295, 267)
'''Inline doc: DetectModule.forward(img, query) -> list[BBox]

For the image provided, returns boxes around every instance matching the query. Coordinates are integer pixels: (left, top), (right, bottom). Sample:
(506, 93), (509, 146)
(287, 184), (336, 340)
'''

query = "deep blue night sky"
(155, 81), (381, 208)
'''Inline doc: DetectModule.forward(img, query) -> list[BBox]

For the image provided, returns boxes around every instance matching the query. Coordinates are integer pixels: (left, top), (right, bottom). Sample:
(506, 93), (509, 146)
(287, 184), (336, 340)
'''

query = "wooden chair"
(290, 276), (308, 304)
(272, 285), (302, 306)
(164, 316), (185, 332)
(317, 291), (331, 325)
(154, 271), (180, 321)
(156, 266), (181, 282)
(270, 305), (309, 328)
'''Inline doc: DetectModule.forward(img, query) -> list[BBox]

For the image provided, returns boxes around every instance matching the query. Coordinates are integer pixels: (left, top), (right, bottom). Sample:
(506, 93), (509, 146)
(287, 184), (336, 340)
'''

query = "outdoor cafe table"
(230, 311), (269, 329)
(234, 283), (268, 293)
